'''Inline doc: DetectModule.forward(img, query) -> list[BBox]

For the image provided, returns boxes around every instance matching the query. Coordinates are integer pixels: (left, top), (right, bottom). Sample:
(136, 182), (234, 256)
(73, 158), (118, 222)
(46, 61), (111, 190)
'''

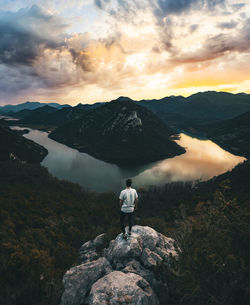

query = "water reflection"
(0, 115), (19, 121)
(12, 127), (246, 192)
(133, 134), (246, 187)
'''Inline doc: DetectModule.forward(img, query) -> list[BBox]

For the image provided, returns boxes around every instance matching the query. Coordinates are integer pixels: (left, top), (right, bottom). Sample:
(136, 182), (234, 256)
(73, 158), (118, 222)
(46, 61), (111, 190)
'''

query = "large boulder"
(105, 232), (143, 267)
(132, 226), (159, 250)
(89, 271), (159, 305)
(61, 226), (178, 305)
(61, 257), (112, 305)
(104, 226), (177, 268)
(121, 259), (155, 285)
(79, 233), (106, 264)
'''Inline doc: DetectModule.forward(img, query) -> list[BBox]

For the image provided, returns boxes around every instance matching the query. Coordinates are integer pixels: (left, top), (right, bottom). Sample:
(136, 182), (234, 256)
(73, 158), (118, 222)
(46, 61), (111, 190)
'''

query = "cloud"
(94, 0), (226, 20)
(93, 0), (227, 53)
(232, 3), (246, 11)
(217, 20), (238, 29)
(153, 0), (225, 17)
(0, 1), (250, 105)
(94, 0), (110, 10)
(0, 5), (68, 66)
(189, 24), (199, 33)
(172, 18), (250, 64)
(0, 64), (44, 102)
(0, 5), (76, 103)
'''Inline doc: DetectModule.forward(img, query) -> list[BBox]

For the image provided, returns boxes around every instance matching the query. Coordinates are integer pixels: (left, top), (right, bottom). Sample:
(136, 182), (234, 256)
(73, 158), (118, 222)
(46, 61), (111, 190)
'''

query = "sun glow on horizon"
(0, 0), (249, 106)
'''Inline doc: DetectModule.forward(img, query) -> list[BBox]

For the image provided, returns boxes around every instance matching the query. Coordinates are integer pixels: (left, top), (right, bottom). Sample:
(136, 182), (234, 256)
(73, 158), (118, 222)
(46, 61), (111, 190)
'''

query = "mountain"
(0, 101), (71, 113)
(40, 102), (104, 126)
(8, 108), (33, 119)
(61, 226), (176, 305)
(8, 102), (102, 128)
(17, 105), (59, 125)
(49, 99), (185, 165)
(137, 91), (250, 129)
(0, 125), (47, 162)
(200, 110), (250, 158)
(2, 91), (250, 130)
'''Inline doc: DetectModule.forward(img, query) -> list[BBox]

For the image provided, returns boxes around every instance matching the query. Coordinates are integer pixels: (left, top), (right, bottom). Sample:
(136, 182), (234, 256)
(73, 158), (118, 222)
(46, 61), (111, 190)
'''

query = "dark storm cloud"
(0, 23), (59, 65)
(0, 5), (67, 66)
(0, 5), (71, 103)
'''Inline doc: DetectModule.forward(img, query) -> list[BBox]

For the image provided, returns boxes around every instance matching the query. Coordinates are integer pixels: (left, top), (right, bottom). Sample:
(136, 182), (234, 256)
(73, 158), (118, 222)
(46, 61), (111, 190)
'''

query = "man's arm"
(119, 199), (123, 208)
(119, 191), (123, 208)
(134, 190), (138, 210)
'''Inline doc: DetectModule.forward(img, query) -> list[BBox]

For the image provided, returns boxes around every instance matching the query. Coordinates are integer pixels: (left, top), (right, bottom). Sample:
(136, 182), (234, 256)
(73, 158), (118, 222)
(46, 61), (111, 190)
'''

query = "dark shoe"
(128, 231), (131, 236)
(122, 233), (127, 240)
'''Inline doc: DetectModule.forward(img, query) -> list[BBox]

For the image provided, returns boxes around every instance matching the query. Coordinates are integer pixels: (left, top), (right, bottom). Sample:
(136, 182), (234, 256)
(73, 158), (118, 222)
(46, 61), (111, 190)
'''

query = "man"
(119, 178), (138, 239)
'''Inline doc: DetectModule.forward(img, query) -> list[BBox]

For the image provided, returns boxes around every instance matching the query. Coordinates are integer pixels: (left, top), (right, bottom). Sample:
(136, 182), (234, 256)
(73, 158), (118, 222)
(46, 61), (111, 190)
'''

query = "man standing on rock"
(119, 178), (138, 239)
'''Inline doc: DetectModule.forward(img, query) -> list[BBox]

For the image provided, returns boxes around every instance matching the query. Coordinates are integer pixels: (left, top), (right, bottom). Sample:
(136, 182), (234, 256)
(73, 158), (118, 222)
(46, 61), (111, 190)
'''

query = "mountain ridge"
(1, 92), (250, 131)
(0, 101), (71, 113)
(49, 100), (185, 165)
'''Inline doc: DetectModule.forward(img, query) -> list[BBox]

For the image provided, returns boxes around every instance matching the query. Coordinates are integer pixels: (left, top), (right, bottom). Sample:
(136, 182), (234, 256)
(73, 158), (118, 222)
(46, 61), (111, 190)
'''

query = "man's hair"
(126, 178), (132, 187)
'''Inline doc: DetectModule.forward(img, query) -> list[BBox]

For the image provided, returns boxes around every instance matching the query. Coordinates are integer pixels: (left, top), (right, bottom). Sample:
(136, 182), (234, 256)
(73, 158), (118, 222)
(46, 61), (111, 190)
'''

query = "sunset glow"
(0, 0), (249, 105)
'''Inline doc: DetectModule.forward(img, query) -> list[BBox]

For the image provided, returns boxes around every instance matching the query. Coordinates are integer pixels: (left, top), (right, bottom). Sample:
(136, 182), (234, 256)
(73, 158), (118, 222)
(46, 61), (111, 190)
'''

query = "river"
(12, 127), (246, 192)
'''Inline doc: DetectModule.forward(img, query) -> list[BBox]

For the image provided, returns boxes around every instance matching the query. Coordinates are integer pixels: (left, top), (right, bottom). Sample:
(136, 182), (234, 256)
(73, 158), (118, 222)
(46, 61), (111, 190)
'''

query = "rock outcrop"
(89, 271), (158, 305)
(61, 226), (178, 305)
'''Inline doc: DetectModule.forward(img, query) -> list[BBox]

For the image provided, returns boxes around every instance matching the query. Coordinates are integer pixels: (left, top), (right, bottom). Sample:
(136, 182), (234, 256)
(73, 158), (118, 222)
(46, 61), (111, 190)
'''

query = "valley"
(0, 91), (250, 305)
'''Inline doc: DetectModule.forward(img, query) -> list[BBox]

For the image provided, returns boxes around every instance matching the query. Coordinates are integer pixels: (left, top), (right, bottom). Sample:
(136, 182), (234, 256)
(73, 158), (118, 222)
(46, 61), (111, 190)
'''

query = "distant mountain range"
(21, 103), (102, 126)
(1, 103), (103, 129)
(0, 101), (70, 113)
(136, 91), (250, 128)
(49, 99), (185, 165)
(1, 92), (250, 130)
(1, 91), (249, 165)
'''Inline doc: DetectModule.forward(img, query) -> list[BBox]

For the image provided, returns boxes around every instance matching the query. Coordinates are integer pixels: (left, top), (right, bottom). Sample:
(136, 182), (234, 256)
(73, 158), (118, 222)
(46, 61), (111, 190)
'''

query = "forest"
(0, 158), (249, 305)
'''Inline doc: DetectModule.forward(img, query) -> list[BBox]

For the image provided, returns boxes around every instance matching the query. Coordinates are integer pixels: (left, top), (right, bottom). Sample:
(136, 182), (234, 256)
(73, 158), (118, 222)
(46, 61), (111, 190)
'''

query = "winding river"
(12, 127), (246, 192)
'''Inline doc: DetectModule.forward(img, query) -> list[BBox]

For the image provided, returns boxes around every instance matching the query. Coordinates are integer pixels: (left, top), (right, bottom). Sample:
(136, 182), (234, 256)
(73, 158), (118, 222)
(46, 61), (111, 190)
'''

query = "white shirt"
(119, 187), (138, 213)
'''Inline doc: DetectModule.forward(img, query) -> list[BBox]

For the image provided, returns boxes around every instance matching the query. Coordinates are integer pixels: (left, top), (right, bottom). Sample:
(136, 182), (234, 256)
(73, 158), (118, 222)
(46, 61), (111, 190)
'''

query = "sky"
(0, 0), (249, 106)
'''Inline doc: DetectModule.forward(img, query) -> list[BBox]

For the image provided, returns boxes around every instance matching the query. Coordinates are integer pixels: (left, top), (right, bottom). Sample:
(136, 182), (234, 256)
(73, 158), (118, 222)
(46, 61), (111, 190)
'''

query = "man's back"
(119, 187), (138, 213)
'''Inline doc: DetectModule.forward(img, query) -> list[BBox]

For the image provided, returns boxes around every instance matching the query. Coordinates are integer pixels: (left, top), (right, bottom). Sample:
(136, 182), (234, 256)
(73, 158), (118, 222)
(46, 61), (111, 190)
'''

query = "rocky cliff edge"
(61, 226), (178, 305)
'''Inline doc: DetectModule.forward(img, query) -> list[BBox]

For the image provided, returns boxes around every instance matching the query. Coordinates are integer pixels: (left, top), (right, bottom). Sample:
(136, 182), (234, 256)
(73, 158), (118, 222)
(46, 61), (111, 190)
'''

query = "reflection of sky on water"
(133, 134), (246, 187)
(12, 127), (246, 192)
(0, 115), (19, 121)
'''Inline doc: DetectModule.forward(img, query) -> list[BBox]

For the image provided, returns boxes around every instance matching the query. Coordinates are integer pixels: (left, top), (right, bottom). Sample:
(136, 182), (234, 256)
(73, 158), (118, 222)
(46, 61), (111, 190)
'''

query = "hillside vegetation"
(1, 93), (250, 305)
(0, 159), (249, 305)
(0, 126), (47, 162)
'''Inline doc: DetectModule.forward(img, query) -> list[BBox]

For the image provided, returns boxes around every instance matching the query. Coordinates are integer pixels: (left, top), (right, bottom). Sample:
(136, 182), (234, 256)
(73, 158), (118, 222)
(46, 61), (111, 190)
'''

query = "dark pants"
(120, 211), (134, 234)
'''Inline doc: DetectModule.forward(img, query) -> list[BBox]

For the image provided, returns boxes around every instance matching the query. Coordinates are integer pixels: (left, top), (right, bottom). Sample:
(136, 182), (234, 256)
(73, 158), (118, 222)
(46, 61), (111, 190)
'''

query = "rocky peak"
(61, 226), (178, 305)
(109, 109), (142, 132)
